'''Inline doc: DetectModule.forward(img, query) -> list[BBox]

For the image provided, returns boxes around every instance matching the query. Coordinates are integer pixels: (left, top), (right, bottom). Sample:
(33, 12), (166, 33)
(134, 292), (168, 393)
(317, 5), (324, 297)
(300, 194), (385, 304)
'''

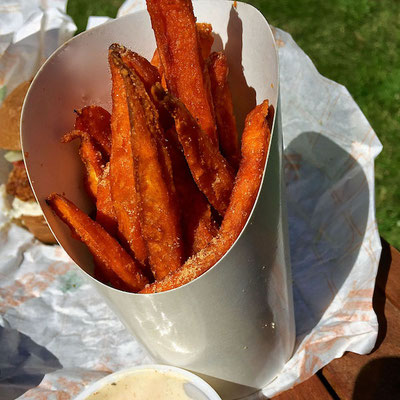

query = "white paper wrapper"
(0, 0), (76, 104)
(0, 1), (382, 399)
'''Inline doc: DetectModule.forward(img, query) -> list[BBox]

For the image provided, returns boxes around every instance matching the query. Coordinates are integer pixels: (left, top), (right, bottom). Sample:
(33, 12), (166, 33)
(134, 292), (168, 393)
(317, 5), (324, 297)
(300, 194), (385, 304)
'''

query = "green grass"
(67, 0), (124, 33)
(66, 0), (400, 249)
(248, 0), (400, 249)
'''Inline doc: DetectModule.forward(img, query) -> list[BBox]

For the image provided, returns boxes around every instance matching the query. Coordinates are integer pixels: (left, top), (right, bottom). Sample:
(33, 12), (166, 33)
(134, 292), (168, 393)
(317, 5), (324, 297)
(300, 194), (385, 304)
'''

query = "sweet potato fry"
(46, 194), (149, 292)
(96, 163), (118, 237)
(151, 22), (213, 72)
(74, 106), (111, 158)
(111, 52), (184, 281)
(152, 84), (235, 216)
(151, 23), (214, 127)
(197, 23), (216, 128)
(150, 21), (215, 129)
(197, 23), (214, 60)
(208, 51), (240, 171)
(111, 44), (174, 138)
(96, 163), (141, 288)
(110, 43), (160, 93)
(164, 128), (218, 257)
(151, 49), (162, 74)
(93, 259), (136, 292)
(141, 100), (271, 293)
(62, 130), (104, 202)
(146, 0), (217, 144)
(108, 48), (148, 266)
(150, 50), (167, 90)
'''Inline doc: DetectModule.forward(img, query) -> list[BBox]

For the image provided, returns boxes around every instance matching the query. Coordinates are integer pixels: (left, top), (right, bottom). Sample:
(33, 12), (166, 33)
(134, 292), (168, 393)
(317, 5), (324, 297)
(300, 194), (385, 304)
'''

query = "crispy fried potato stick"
(151, 22), (213, 72)
(110, 43), (161, 93)
(112, 52), (184, 281)
(111, 43), (174, 136)
(93, 259), (136, 292)
(152, 84), (234, 216)
(150, 50), (167, 89)
(124, 34), (216, 252)
(146, 0), (217, 144)
(62, 130), (104, 202)
(150, 21), (215, 128)
(197, 23), (214, 60)
(108, 48), (148, 266)
(150, 49), (162, 76)
(96, 163), (118, 237)
(94, 164), (127, 289)
(141, 100), (271, 293)
(47, 194), (149, 292)
(74, 106), (111, 158)
(164, 128), (218, 257)
(197, 23), (217, 143)
(208, 52), (240, 171)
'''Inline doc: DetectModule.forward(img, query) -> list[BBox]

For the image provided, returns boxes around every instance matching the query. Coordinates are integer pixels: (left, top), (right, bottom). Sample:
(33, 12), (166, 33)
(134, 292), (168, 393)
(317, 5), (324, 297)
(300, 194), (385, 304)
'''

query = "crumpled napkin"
(0, 1), (382, 399)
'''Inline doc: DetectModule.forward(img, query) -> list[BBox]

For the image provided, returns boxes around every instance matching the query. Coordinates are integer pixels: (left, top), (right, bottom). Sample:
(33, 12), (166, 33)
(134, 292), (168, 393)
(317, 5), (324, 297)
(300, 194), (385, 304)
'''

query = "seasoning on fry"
(196, 23), (214, 61)
(141, 100), (271, 293)
(74, 106), (112, 158)
(208, 51), (241, 171)
(46, 194), (149, 292)
(151, 21), (214, 93)
(62, 130), (104, 202)
(110, 43), (161, 93)
(164, 128), (218, 257)
(108, 47), (148, 266)
(112, 52), (184, 281)
(146, 0), (218, 144)
(152, 83), (235, 216)
(96, 163), (118, 237)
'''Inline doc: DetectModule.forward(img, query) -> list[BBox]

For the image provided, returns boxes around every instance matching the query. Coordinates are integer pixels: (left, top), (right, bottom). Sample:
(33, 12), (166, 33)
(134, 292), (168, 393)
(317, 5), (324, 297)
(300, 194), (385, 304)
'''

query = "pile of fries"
(47, 0), (272, 293)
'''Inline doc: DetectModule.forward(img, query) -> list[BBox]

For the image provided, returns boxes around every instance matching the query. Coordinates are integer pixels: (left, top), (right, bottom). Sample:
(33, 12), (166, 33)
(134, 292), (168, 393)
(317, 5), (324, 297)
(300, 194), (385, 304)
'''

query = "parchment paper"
(0, 1), (382, 398)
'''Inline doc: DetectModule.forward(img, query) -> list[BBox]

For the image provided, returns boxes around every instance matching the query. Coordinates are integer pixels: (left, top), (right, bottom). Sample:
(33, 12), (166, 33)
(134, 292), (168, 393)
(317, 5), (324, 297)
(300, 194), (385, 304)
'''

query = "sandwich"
(0, 81), (56, 244)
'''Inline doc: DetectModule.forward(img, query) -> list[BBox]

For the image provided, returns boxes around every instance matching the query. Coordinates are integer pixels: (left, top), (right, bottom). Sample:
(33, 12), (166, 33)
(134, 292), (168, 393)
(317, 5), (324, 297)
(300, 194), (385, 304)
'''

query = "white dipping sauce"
(85, 369), (191, 399)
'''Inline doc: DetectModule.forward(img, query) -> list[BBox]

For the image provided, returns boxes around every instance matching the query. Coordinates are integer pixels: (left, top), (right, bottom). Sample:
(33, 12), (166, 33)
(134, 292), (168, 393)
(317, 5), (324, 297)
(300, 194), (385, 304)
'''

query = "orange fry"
(112, 44), (174, 140)
(112, 52), (184, 281)
(197, 23), (214, 60)
(62, 130), (104, 202)
(208, 52), (240, 170)
(151, 49), (162, 74)
(151, 22), (213, 72)
(96, 163), (118, 237)
(94, 166), (127, 290)
(141, 100), (271, 293)
(108, 48), (148, 266)
(164, 128), (218, 257)
(146, 0), (217, 144)
(93, 259), (137, 292)
(152, 84), (235, 216)
(46, 194), (149, 292)
(150, 50), (167, 90)
(74, 106), (111, 158)
(110, 43), (161, 93)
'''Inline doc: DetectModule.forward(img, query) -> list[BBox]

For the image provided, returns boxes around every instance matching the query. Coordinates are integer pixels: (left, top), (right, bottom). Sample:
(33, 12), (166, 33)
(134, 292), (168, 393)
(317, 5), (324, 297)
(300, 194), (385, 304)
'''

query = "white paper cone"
(21, 2), (295, 398)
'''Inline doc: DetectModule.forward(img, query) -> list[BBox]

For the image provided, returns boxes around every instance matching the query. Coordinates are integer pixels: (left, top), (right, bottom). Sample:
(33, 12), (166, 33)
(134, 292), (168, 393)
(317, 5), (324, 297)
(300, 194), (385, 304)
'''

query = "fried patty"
(6, 161), (36, 202)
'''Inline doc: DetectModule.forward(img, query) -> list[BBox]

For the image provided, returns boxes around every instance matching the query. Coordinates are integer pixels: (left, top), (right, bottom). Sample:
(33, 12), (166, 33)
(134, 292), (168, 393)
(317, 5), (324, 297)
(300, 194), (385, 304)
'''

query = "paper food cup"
(21, 2), (295, 398)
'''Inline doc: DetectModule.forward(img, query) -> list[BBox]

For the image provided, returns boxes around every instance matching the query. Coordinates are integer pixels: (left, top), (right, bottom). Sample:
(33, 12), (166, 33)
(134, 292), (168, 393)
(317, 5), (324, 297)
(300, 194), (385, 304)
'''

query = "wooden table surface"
(273, 239), (400, 400)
